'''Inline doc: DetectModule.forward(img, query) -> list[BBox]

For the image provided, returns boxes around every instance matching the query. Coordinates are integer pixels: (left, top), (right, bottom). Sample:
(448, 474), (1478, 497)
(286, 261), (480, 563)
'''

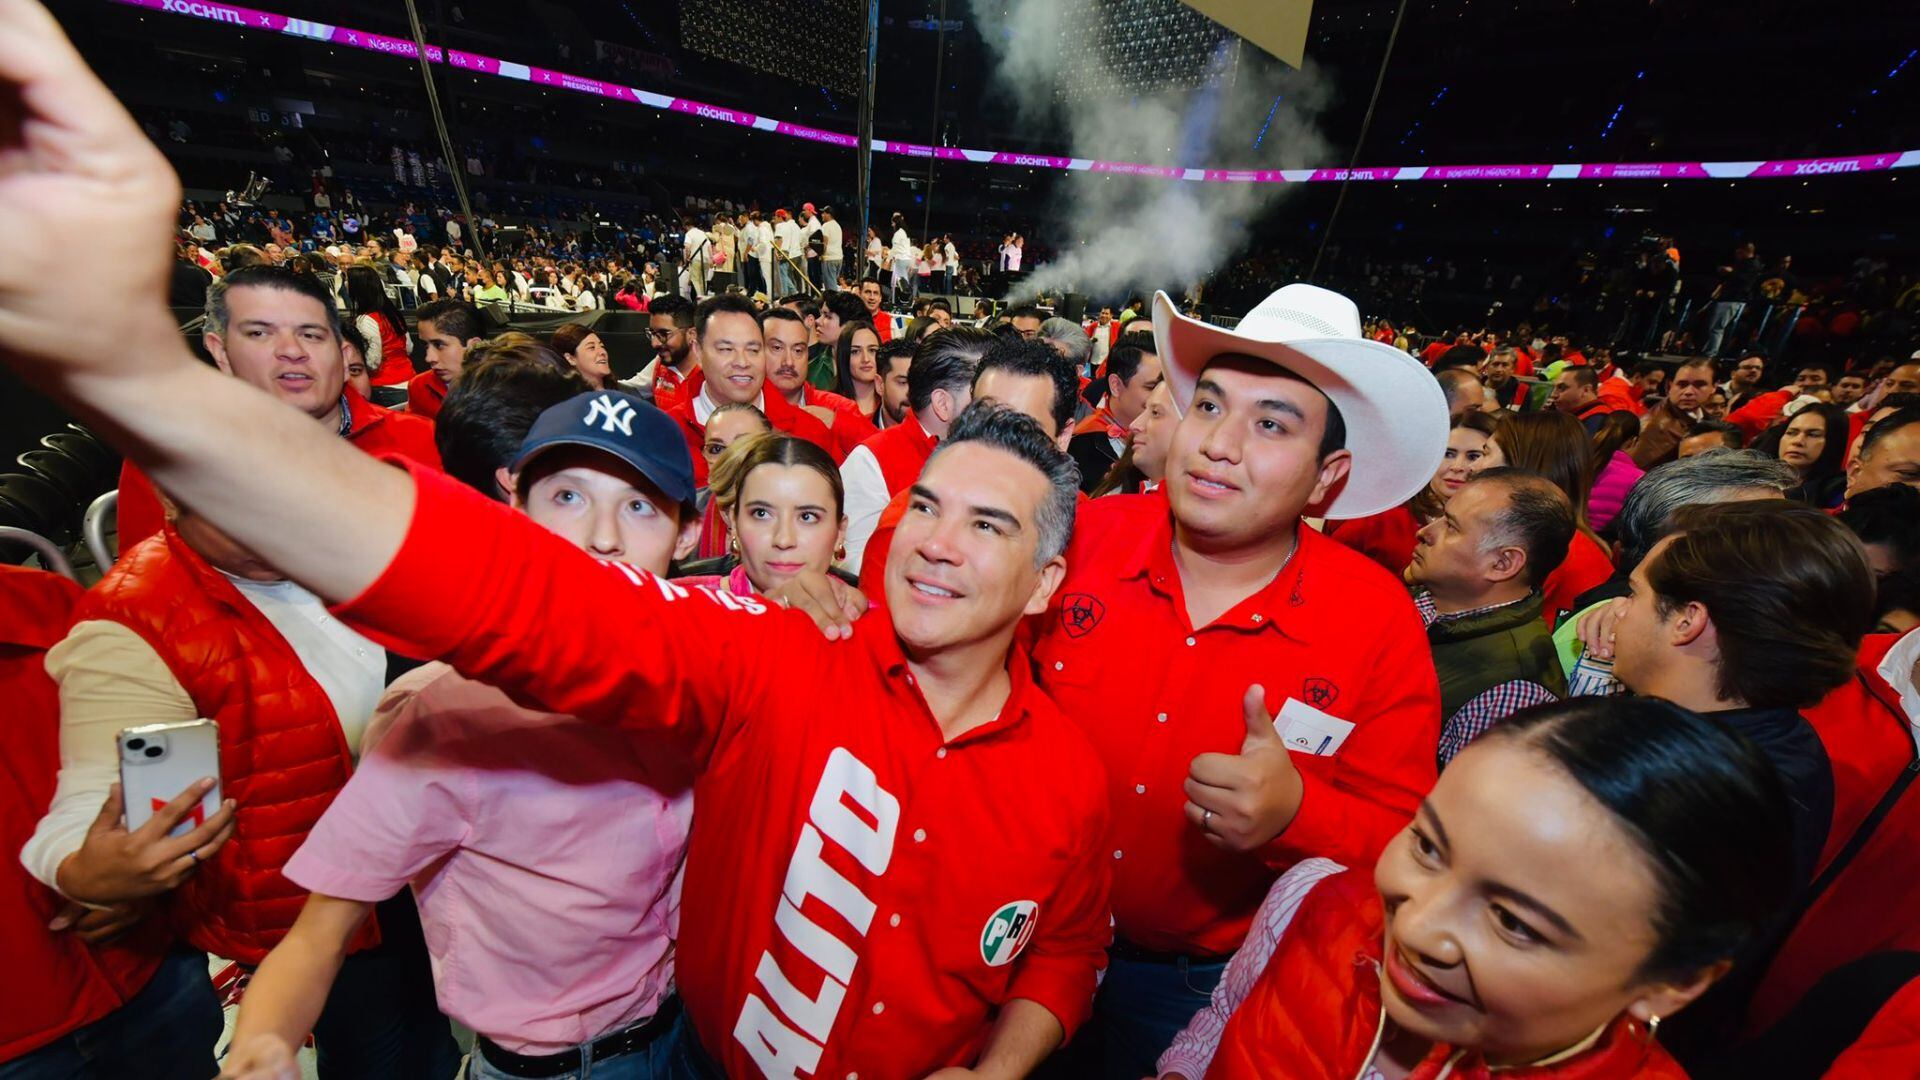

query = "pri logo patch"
(980, 900), (1040, 967)
(1302, 677), (1340, 709)
(1059, 593), (1105, 638)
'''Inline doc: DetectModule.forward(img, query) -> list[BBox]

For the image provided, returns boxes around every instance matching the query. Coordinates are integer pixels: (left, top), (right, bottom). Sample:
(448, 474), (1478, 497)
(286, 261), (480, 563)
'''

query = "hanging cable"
(1309, 0), (1411, 283)
(402, 0), (487, 264)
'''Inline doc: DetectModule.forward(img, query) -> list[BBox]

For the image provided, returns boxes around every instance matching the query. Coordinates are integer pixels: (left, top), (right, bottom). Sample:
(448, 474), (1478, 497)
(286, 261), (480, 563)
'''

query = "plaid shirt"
(1416, 591), (1561, 767)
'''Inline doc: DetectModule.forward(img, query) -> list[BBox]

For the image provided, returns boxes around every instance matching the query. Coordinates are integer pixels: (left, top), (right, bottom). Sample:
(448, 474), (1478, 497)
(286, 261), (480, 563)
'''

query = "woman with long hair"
(1179, 696), (1793, 1080)
(1754, 403), (1850, 509)
(1478, 411), (1613, 624)
(833, 320), (883, 424)
(1587, 410), (1644, 533)
(691, 403), (773, 559)
(343, 264), (412, 386)
(549, 324), (612, 391)
(677, 433), (853, 595)
(1328, 412), (1500, 576)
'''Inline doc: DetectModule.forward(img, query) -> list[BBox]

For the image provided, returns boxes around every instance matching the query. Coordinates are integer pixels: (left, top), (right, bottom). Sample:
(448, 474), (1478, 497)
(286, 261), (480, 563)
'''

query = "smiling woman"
(1195, 696), (1793, 1080)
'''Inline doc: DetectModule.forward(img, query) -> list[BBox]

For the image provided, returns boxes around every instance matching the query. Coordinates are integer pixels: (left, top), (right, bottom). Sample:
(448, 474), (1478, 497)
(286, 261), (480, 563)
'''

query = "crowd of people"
(7, 7), (1920, 1080)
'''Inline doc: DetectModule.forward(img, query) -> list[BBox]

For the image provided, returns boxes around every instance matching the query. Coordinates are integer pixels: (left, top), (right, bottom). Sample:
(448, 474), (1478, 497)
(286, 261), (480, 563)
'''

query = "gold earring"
(835, 543), (847, 561)
(1630, 1013), (1662, 1043)
(729, 534), (741, 557)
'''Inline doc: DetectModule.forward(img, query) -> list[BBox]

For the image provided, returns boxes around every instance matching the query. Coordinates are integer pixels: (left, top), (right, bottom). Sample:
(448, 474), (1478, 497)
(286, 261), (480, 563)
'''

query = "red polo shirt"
(336, 464), (1113, 1079)
(668, 371), (843, 485)
(117, 389), (440, 548)
(407, 370), (448, 419)
(1026, 494), (1441, 956)
(651, 363), (692, 413)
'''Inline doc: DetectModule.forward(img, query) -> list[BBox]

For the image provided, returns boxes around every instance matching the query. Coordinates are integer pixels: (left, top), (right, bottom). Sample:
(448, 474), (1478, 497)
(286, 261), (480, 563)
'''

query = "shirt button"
(871, 1002), (885, 1015)
(1185, 636), (1197, 647)
(1252, 613), (1264, 623)
(889, 913), (901, 928)
(1157, 712), (1168, 723)
(913, 828), (927, 843)
(1134, 784), (1146, 794)
(1113, 850), (1124, 859)
(1053, 660), (1064, 671)
(935, 748), (947, 760)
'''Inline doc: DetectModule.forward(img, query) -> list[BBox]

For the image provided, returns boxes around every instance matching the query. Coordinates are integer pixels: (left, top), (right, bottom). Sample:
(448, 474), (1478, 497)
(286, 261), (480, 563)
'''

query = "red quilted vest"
(72, 528), (370, 964)
(1, 566), (168, 1060)
(1209, 870), (1691, 1080)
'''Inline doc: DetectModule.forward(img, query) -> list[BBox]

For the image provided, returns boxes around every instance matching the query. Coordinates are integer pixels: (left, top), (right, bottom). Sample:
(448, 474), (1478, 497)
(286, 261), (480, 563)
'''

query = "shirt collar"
(1415, 589), (1535, 628)
(856, 616), (1038, 748)
(1121, 500), (1315, 641)
(1877, 627), (1920, 748)
(692, 380), (763, 426)
(340, 386), (384, 439)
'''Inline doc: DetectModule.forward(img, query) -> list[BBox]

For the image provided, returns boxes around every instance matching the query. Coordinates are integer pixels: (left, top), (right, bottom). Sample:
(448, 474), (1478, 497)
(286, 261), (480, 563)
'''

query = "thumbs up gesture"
(1183, 685), (1306, 852)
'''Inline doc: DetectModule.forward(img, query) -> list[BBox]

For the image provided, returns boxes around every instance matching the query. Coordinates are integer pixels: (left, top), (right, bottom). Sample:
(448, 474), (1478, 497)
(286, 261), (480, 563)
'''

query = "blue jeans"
(0, 946), (222, 1080)
(1702, 300), (1745, 357)
(1083, 953), (1227, 1080)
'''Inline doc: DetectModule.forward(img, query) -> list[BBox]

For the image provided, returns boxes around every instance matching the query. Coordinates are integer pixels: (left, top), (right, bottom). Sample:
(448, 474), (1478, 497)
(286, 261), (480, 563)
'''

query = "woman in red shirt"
(1481, 412), (1615, 626)
(1328, 413), (1498, 577)
(1207, 696), (1793, 1080)
(344, 266), (413, 386)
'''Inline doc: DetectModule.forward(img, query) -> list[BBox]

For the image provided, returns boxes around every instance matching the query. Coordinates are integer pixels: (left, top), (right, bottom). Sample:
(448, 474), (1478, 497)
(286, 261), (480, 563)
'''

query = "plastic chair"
(18, 449), (98, 506)
(0, 525), (75, 579)
(43, 430), (118, 480)
(84, 490), (119, 571)
(0, 472), (75, 544)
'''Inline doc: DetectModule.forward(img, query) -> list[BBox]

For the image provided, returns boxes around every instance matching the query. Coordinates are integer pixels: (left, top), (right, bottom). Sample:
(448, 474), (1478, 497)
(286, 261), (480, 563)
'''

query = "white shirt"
(943, 240), (958, 267)
(757, 221), (776, 265)
(867, 236), (884, 264)
(692, 384), (762, 426)
(838, 417), (934, 570)
(1877, 627), (1920, 750)
(684, 226), (709, 266)
(891, 229), (913, 262)
(1007, 244), (1024, 271)
(821, 219), (844, 260)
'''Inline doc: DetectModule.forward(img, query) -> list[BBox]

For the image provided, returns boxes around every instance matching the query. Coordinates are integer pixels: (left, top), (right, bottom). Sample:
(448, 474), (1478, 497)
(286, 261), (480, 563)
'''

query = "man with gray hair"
(1405, 468), (1575, 767)
(1553, 448), (1798, 693)
(1039, 315), (1095, 376)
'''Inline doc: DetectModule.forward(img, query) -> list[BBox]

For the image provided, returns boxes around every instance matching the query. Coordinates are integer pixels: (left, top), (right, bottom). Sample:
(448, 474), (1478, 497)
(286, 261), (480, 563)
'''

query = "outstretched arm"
(0, 0), (407, 603)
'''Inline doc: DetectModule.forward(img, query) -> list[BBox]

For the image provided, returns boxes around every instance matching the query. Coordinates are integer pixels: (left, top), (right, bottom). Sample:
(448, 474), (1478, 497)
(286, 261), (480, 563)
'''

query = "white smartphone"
(118, 720), (222, 838)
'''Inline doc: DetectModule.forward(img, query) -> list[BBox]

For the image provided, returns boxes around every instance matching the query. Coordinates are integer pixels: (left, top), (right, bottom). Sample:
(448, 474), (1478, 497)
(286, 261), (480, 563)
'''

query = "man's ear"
(673, 510), (701, 562)
(1308, 449), (1355, 508)
(1485, 544), (1528, 586)
(1670, 599), (1712, 648)
(204, 333), (231, 374)
(495, 467), (518, 505)
(1107, 372), (1124, 402)
(1023, 554), (1068, 617)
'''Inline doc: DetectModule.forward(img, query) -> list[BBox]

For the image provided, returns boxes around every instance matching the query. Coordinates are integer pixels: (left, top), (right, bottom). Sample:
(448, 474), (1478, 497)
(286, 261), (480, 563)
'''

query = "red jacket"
(335, 465), (1114, 1080)
(1325, 505), (1421, 577)
(863, 414), (939, 498)
(1824, 972), (1920, 1078)
(365, 312), (412, 386)
(1542, 532), (1615, 629)
(0, 567), (170, 1060)
(1728, 389), (1795, 442)
(1747, 634), (1915, 1035)
(1211, 870), (1689, 1079)
(407, 370), (448, 419)
(73, 529), (372, 965)
(802, 385), (880, 461)
(668, 370), (841, 485)
(118, 389), (440, 549)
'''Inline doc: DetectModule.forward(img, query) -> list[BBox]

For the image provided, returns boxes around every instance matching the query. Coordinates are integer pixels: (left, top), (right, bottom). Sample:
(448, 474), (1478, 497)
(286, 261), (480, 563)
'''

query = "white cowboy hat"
(1153, 284), (1449, 519)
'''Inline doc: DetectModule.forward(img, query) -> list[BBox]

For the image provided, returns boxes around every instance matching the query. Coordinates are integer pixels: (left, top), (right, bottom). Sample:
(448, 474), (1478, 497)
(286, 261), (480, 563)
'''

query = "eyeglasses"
(648, 328), (682, 341)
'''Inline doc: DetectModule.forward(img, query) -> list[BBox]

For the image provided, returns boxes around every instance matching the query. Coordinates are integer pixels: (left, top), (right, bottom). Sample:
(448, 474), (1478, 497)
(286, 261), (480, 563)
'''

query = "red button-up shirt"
(337, 464), (1113, 1080)
(1027, 494), (1440, 957)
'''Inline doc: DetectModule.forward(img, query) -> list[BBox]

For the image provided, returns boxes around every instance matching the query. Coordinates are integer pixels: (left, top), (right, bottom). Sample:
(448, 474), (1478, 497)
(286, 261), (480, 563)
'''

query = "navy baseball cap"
(510, 391), (696, 510)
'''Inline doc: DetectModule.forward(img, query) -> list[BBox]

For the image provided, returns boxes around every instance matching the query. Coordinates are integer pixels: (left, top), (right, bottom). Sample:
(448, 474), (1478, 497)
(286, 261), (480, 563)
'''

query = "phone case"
(118, 720), (222, 839)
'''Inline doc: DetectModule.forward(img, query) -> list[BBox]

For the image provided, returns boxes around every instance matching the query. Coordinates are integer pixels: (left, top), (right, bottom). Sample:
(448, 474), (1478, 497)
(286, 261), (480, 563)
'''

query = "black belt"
(1108, 938), (1230, 965)
(474, 996), (682, 1078)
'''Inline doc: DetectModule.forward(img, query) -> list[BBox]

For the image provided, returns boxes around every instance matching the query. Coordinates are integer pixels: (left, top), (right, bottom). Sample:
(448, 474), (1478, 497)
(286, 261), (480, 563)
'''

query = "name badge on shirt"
(1274, 698), (1355, 757)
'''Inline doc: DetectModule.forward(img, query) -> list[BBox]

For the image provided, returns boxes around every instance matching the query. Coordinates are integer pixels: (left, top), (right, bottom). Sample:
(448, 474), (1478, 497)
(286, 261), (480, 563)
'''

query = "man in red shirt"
(0, 23), (1113, 1076)
(117, 266), (441, 547)
(631, 295), (698, 410)
(668, 295), (841, 485)
(1030, 285), (1448, 1076)
(857, 277), (893, 343)
(1549, 365), (1615, 435)
(408, 299), (485, 420)
(765, 306), (875, 459)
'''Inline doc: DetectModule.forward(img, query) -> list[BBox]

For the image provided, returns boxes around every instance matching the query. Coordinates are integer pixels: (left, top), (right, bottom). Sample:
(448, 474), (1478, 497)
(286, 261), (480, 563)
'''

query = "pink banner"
(113, 0), (1920, 187)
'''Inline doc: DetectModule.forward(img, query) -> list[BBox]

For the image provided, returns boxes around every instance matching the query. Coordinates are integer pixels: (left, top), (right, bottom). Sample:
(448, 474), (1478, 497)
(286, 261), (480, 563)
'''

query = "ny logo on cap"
(583, 395), (636, 436)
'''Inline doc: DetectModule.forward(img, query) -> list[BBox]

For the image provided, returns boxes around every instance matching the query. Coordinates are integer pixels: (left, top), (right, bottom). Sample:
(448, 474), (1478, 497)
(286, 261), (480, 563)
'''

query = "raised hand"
(0, 0), (183, 374)
(218, 1033), (300, 1080)
(1183, 684), (1305, 851)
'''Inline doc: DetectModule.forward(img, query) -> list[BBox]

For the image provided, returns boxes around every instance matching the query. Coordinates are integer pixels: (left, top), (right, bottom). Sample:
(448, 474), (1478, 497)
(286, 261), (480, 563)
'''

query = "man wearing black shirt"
(1704, 242), (1764, 358)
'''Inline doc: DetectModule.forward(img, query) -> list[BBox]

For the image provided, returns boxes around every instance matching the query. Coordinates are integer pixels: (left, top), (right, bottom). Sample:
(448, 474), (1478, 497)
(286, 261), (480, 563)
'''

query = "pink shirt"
(283, 662), (695, 1054)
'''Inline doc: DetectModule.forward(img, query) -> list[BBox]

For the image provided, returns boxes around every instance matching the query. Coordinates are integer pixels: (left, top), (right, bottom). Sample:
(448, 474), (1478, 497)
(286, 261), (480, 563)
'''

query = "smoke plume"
(965, 0), (1333, 302)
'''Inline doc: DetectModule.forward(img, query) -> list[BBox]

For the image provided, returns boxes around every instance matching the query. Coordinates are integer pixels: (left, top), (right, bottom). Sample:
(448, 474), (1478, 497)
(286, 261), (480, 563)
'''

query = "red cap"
(775, 208), (791, 220)
(802, 202), (817, 215)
